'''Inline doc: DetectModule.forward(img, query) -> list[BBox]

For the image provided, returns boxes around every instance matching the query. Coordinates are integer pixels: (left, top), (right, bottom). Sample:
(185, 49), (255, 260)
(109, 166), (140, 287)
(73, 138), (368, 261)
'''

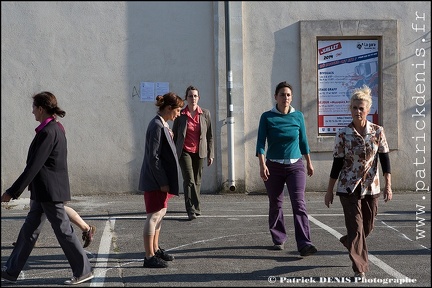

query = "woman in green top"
(256, 81), (317, 257)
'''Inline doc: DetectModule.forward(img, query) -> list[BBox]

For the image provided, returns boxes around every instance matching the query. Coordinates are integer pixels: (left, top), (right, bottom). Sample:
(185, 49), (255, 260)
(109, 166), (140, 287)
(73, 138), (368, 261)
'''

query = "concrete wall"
(1, 1), (430, 195)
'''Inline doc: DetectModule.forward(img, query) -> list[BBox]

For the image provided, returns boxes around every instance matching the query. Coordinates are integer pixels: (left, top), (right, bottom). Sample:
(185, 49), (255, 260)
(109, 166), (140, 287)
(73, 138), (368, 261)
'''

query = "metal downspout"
(225, 1), (235, 191)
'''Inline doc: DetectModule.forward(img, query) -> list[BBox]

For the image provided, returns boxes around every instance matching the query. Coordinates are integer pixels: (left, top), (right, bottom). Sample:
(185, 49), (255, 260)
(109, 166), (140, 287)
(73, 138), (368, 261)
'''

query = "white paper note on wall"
(140, 82), (155, 102)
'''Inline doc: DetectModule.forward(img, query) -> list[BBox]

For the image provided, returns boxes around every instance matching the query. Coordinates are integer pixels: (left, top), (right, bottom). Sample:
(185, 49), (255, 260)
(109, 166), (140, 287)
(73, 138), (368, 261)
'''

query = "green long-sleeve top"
(256, 106), (310, 160)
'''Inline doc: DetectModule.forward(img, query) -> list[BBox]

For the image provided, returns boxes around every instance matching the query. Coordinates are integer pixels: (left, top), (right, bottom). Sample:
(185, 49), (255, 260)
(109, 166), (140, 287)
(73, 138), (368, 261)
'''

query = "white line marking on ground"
(379, 220), (431, 250)
(168, 231), (269, 251)
(308, 215), (412, 280)
(90, 218), (115, 287)
(82, 213), (420, 286)
(84, 213), (402, 221)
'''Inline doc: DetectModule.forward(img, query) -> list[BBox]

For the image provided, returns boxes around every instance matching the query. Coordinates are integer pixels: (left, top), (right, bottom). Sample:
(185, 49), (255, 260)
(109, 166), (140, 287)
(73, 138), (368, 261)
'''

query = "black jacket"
(6, 120), (71, 202)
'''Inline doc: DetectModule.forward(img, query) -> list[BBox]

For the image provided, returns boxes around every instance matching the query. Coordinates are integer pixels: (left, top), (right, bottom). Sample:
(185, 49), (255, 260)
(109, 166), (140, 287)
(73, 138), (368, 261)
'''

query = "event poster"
(317, 39), (380, 134)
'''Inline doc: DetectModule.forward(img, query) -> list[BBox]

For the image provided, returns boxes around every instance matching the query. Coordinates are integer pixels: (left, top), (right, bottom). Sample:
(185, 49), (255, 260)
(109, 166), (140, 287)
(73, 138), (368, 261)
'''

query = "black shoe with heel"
(143, 256), (168, 268)
(299, 244), (317, 256)
(155, 247), (174, 261)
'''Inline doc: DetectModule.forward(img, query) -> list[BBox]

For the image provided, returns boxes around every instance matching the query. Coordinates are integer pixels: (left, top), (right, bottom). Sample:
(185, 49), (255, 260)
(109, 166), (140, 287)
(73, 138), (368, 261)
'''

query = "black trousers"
(5, 200), (92, 279)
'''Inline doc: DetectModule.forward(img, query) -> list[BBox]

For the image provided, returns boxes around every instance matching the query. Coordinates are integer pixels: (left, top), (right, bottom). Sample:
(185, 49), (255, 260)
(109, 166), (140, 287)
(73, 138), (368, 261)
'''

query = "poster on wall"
(317, 39), (380, 134)
(140, 82), (155, 102)
(140, 82), (170, 102)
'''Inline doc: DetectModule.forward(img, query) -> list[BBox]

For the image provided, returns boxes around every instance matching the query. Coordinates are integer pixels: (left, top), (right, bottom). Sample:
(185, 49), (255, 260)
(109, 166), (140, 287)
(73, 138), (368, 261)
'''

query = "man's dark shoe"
(155, 247), (174, 261)
(188, 213), (197, 221)
(143, 256), (168, 268)
(1, 267), (17, 283)
(299, 244), (317, 256)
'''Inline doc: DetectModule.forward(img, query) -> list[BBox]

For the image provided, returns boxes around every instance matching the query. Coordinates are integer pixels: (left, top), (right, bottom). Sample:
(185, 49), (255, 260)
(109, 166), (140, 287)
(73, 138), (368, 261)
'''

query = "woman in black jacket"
(1, 91), (94, 285)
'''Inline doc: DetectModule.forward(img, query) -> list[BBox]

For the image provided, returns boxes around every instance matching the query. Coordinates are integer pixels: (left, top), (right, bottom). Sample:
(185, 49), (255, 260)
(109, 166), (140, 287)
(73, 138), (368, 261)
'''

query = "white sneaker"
(64, 271), (94, 285)
(271, 243), (284, 250)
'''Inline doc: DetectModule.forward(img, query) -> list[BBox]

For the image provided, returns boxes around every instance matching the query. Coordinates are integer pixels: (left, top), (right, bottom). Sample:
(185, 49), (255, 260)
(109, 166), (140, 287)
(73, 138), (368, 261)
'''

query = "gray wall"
(1, 1), (430, 196)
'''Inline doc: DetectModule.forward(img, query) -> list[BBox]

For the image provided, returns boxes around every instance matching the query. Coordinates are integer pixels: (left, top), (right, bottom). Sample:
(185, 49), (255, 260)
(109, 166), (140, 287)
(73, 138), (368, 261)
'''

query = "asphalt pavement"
(1, 191), (430, 287)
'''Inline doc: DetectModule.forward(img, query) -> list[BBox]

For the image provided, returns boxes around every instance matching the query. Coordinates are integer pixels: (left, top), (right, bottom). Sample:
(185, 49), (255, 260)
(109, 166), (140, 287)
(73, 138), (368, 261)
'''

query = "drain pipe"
(225, 1), (235, 191)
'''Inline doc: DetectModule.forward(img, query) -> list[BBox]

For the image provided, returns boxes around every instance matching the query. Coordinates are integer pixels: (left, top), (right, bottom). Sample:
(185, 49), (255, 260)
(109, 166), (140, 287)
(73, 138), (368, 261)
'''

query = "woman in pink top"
(173, 85), (214, 221)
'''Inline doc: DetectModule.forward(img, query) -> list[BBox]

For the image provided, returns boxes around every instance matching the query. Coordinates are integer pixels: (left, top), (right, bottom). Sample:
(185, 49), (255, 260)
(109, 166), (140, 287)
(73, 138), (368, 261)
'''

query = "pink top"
(182, 106), (203, 154)
(35, 117), (65, 134)
(35, 117), (55, 134)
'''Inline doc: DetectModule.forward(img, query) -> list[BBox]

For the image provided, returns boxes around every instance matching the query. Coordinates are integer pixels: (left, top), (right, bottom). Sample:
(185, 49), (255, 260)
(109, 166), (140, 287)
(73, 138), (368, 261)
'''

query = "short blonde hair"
(350, 85), (372, 110)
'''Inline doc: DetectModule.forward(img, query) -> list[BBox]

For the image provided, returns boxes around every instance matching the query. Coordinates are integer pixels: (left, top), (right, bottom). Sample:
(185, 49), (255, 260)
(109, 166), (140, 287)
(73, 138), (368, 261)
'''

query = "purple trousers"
(264, 159), (313, 251)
